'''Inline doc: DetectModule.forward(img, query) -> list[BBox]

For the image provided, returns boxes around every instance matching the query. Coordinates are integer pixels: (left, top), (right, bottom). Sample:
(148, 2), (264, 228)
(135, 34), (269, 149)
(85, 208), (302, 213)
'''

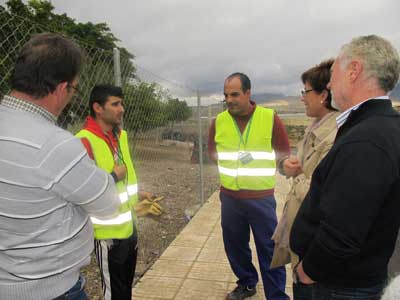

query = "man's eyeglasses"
(67, 84), (83, 98)
(301, 88), (314, 96)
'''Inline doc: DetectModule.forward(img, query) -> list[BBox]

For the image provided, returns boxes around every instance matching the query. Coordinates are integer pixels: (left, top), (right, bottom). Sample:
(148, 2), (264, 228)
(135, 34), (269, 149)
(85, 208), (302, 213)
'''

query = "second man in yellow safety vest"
(208, 73), (290, 300)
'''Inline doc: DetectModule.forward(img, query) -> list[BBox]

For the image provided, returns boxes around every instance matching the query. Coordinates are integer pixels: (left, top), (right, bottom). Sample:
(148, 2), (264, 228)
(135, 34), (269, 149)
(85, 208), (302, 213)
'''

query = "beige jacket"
(388, 231), (400, 278)
(271, 111), (339, 269)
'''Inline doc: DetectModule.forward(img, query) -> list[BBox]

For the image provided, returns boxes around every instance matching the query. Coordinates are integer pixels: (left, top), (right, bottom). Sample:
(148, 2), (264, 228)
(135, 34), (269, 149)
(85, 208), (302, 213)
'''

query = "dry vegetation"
(281, 115), (310, 147)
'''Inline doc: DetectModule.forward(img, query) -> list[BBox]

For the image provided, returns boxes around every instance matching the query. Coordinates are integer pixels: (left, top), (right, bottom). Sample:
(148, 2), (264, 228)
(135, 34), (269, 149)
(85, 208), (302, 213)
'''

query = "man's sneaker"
(226, 285), (256, 300)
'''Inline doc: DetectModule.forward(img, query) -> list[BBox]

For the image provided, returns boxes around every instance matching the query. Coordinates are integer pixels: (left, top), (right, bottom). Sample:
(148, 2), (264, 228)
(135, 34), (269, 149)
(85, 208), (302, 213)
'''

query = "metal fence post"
(113, 48), (121, 87)
(197, 91), (205, 204)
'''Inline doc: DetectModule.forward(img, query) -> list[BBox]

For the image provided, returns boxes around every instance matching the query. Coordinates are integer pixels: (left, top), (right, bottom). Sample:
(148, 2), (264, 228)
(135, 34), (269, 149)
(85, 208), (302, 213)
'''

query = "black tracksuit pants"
(94, 232), (138, 300)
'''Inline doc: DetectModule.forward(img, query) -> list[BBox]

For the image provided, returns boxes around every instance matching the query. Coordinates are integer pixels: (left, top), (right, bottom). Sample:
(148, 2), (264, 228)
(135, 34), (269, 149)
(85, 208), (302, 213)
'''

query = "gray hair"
(339, 35), (400, 92)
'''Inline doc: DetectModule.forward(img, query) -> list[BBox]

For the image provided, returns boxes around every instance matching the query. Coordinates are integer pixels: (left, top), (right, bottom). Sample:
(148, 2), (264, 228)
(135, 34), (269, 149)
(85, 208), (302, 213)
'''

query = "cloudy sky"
(14, 1), (400, 101)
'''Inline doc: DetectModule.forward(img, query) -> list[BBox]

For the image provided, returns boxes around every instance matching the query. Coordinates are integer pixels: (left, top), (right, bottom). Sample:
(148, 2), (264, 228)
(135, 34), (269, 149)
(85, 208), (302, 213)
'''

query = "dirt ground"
(81, 139), (220, 299)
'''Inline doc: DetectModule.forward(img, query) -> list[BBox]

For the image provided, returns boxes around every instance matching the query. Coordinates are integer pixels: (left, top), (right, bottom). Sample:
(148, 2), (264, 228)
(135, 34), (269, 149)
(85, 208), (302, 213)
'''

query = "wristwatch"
(110, 171), (118, 182)
(278, 156), (288, 176)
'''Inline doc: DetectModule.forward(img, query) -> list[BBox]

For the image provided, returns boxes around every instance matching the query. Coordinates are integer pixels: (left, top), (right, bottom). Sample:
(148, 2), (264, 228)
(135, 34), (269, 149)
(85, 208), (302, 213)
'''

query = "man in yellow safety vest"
(77, 84), (150, 300)
(208, 73), (290, 300)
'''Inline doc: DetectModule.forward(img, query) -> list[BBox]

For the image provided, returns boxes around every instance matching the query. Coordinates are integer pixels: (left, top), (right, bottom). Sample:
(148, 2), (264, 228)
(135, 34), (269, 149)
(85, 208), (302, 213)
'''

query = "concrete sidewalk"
(133, 175), (293, 300)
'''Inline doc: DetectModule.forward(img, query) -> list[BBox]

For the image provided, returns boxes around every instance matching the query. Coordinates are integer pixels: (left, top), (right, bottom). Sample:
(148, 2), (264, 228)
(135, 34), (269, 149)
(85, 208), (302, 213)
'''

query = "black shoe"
(226, 285), (256, 300)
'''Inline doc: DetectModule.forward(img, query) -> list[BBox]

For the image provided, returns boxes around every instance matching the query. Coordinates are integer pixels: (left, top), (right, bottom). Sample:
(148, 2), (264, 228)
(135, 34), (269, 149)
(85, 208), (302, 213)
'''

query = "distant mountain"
(390, 83), (400, 100)
(252, 92), (287, 104)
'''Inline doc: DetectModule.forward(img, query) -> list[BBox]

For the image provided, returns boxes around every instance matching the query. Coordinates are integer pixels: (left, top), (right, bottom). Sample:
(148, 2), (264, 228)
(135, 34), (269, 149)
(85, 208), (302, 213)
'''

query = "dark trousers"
(95, 232), (138, 300)
(52, 275), (87, 300)
(220, 192), (288, 300)
(293, 282), (385, 300)
(293, 282), (313, 300)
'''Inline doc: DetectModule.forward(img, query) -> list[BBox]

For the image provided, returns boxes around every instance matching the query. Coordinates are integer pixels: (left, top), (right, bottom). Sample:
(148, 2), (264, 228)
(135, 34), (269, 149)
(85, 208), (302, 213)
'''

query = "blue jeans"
(220, 192), (288, 300)
(293, 282), (385, 300)
(52, 275), (87, 300)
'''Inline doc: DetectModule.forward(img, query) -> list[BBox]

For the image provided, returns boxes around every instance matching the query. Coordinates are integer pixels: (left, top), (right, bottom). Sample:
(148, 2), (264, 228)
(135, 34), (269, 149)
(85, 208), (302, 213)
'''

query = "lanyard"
(233, 115), (254, 150)
(105, 133), (123, 164)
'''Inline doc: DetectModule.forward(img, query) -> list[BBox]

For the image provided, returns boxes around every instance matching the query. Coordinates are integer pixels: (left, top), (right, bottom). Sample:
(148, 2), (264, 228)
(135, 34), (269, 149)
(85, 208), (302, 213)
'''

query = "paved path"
(133, 174), (293, 300)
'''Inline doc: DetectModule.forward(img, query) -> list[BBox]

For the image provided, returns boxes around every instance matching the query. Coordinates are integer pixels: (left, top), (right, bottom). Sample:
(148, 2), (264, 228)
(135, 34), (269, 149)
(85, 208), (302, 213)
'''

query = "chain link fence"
(0, 9), (222, 296)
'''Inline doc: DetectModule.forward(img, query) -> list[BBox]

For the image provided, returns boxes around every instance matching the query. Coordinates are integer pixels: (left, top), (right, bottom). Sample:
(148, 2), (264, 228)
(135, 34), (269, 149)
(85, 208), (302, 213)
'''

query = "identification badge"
(238, 151), (253, 164)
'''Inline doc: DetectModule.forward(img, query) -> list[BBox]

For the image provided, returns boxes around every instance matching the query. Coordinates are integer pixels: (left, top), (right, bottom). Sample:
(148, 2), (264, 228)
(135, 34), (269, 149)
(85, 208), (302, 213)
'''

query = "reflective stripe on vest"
(91, 210), (132, 225)
(217, 151), (276, 160)
(218, 166), (276, 177)
(76, 129), (138, 239)
(215, 106), (276, 191)
(119, 184), (138, 203)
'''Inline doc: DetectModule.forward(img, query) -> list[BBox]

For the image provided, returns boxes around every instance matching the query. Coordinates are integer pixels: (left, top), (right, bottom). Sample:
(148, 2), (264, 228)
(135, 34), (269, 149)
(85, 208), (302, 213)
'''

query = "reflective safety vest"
(76, 129), (138, 240)
(215, 106), (276, 191)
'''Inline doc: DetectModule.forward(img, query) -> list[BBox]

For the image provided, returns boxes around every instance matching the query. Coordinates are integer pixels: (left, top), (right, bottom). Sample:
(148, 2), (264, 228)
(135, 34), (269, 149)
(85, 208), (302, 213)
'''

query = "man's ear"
(93, 102), (103, 115)
(348, 59), (363, 82)
(54, 81), (69, 96)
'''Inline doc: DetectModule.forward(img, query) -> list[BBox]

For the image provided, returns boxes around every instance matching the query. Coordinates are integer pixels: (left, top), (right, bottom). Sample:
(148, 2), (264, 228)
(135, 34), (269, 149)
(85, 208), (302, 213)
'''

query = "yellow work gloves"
(135, 196), (164, 217)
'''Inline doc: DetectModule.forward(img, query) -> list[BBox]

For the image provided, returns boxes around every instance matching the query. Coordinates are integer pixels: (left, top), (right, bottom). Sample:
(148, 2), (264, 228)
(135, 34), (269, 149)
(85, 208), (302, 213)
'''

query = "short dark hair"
(226, 72), (251, 92)
(10, 32), (84, 99)
(89, 84), (123, 118)
(301, 59), (336, 111)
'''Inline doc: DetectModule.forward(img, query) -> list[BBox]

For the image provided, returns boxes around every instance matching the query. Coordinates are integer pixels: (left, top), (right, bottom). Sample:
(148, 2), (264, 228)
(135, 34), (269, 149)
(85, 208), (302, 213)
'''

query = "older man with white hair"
(290, 35), (400, 300)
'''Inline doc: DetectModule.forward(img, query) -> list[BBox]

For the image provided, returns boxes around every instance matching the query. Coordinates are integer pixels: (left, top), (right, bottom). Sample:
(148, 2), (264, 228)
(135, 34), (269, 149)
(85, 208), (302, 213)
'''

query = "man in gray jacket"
(0, 33), (120, 300)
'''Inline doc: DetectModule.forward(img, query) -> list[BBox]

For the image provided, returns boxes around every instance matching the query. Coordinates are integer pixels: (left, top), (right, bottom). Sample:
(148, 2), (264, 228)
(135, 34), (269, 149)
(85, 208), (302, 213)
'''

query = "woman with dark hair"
(270, 59), (339, 299)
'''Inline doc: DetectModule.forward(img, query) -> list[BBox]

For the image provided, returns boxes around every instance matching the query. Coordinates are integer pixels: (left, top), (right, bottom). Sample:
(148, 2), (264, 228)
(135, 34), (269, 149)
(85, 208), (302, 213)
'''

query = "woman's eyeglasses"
(301, 88), (314, 96)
